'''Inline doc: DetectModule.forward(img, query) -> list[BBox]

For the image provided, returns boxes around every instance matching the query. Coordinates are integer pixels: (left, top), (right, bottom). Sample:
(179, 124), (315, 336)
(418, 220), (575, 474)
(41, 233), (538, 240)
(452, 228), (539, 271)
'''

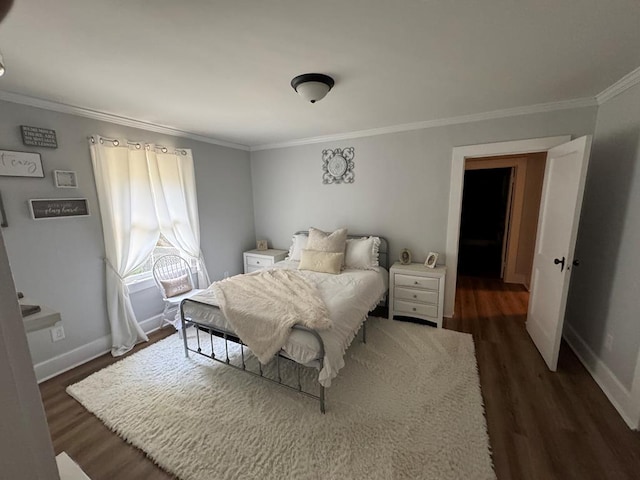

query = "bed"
(179, 231), (389, 412)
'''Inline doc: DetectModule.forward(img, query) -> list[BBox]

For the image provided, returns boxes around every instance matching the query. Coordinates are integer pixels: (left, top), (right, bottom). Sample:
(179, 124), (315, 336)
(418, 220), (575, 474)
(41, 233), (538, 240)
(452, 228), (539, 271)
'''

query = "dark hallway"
(458, 168), (512, 278)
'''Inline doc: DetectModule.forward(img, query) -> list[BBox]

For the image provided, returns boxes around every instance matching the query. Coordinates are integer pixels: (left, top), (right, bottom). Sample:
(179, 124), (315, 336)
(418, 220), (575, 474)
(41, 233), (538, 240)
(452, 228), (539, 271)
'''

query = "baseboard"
(34, 314), (165, 383)
(563, 323), (638, 429)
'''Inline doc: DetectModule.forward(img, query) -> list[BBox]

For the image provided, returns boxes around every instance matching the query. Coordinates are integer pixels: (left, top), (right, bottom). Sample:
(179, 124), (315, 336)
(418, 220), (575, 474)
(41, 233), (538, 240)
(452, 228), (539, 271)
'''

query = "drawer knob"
(412, 307), (417, 312)
(413, 294), (417, 298)
(256, 261), (260, 264)
(414, 281), (419, 285)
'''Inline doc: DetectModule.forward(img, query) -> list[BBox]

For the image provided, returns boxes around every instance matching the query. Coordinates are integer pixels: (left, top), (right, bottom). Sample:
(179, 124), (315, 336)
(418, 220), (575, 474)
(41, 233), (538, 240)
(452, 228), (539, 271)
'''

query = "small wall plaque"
(322, 147), (355, 184)
(21, 125), (58, 148)
(54, 170), (78, 188)
(0, 150), (44, 177)
(29, 198), (89, 220)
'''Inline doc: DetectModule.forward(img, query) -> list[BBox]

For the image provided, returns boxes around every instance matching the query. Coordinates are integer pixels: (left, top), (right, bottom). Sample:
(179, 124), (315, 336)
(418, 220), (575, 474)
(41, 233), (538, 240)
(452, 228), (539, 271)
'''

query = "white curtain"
(147, 147), (210, 287)
(89, 136), (159, 356)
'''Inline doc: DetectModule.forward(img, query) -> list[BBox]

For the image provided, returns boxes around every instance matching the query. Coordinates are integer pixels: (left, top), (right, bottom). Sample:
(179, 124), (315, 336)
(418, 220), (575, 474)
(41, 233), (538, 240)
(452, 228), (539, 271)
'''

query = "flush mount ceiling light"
(291, 73), (334, 103)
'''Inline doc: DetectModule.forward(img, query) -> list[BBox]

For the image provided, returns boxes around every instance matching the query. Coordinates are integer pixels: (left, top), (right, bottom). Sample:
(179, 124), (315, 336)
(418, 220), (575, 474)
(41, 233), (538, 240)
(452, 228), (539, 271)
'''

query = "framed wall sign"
(54, 170), (78, 188)
(20, 125), (58, 148)
(0, 150), (44, 177)
(29, 198), (90, 220)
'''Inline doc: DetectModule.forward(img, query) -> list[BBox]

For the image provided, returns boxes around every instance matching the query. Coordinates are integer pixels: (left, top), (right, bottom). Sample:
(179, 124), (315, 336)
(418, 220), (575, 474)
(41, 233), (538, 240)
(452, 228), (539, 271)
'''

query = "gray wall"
(0, 100), (254, 365)
(251, 107), (597, 264)
(566, 82), (640, 390)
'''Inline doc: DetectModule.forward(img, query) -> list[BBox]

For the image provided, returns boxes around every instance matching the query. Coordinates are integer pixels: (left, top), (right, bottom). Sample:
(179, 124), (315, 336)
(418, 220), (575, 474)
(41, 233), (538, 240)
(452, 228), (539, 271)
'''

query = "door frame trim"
(444, 135), (571, 317)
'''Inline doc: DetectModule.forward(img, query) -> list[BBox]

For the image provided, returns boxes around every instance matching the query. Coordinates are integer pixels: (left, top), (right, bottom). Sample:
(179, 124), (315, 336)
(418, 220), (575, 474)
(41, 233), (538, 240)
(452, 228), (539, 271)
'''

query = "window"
(127, 235), (198, 283)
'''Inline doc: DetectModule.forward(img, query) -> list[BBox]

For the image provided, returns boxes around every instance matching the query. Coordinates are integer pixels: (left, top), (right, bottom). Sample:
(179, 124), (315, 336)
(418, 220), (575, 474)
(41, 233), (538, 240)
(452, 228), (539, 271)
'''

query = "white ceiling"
(0, 0), (639, 149)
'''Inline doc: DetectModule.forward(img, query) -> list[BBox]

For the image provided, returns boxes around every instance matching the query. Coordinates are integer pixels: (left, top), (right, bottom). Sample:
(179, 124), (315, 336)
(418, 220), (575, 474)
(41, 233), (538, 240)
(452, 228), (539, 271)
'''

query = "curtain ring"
(90, 137), (96, 144)
(161, 147), (168, 153)
(182, 150), (187, 156)
(113, 140), (120, 146)
(135, 143), (141, 149)
(99, 138), (104, 144)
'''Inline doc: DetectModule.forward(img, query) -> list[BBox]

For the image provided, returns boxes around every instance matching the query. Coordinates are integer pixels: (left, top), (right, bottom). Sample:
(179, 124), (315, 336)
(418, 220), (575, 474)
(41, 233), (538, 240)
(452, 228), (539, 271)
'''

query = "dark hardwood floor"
(40, 328), (176, 480)
(40, 278), (640, 479)
(448, 275), (640, 480)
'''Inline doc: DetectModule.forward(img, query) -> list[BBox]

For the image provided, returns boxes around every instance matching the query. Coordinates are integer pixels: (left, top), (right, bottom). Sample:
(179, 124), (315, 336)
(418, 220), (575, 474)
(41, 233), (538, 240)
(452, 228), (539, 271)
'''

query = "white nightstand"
(388, 262), (446, 328)
(243, 249), (288, 274)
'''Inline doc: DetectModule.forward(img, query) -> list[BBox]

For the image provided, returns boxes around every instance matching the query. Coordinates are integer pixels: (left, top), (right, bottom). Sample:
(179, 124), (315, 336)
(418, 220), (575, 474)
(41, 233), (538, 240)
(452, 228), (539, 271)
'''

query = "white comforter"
(182, 260), (388, 387)
(211, 269), (332, 364)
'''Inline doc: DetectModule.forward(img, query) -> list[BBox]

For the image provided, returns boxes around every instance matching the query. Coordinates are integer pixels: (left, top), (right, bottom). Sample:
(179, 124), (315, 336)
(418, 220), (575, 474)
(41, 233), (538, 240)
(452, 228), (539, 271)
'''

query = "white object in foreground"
(67, 318), (495, 480)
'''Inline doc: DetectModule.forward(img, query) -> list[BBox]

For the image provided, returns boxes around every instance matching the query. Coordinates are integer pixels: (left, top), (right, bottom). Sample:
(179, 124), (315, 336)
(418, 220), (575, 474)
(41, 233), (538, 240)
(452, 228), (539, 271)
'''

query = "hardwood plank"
(448, 275), (640, 480)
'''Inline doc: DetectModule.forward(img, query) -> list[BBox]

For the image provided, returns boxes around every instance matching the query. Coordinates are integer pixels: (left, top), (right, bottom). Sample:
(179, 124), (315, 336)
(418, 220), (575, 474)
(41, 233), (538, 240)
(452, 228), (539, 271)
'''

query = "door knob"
(554, 257), (566, 272)
(572, 259), (580, 266)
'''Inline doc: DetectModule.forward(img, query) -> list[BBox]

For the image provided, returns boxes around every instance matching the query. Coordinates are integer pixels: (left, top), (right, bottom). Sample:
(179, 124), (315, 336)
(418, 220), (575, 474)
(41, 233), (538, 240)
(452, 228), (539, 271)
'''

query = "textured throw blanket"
(211, 269), (332, 364)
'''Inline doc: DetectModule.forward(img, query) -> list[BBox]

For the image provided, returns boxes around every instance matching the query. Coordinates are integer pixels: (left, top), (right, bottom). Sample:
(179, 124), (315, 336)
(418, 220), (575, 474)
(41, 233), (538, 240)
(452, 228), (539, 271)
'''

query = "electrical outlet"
(605, 334), (614, 351)
(51, 324), (65, 342)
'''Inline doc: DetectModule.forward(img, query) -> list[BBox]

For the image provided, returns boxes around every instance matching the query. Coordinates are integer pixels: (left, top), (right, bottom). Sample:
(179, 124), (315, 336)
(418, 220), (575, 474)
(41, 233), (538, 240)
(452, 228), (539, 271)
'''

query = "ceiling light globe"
(291, 73), (334, 104)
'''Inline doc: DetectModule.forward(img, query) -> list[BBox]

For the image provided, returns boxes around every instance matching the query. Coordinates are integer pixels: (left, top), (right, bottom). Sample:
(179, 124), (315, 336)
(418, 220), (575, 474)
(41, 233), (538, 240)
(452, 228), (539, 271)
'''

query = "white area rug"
(67, 317), (495, 480)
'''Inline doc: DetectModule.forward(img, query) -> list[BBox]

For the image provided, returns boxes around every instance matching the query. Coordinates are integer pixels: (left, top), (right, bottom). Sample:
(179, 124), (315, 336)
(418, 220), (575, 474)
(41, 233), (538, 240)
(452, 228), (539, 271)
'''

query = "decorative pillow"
(287, 234), (308, 261)
(306, 227), (348, 259)
(160, 274), (192, 298)
(345, 236), (381, 270)
(298, 250), (344, 274)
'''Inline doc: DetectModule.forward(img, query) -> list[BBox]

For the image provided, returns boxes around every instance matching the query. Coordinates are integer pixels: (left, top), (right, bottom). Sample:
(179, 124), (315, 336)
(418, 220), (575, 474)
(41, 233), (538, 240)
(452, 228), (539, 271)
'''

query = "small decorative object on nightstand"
(243, 248), (287, 274)
(399, 248), (412, 265)
(256, 239), (268, 251)
(425, 252), (439, 268)
(388, 262), (446, 328)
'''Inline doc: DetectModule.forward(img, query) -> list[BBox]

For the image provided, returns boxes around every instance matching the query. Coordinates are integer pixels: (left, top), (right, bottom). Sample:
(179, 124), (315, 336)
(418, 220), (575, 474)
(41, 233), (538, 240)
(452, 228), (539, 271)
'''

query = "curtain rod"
(88, 136), (187, 155)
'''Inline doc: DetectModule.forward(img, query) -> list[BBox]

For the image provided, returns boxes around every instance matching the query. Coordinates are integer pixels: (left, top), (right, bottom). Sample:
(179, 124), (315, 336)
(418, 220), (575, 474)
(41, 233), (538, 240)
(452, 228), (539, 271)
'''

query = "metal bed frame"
(179, 233), (388, 413)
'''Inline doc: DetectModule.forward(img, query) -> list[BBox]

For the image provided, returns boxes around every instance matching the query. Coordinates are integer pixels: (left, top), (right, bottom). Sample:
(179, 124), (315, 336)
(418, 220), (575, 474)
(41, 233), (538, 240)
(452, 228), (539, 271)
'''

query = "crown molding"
(596, 66), (640, 105)
(251, 97), (596, 151)
(0, 89), (599, 153)
(0, 91), (250, 151)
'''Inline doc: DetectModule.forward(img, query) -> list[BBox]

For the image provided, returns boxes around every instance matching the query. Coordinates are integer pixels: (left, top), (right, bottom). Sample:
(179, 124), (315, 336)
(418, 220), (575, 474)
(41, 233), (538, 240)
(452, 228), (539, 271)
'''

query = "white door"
(526, 136), (592, 371)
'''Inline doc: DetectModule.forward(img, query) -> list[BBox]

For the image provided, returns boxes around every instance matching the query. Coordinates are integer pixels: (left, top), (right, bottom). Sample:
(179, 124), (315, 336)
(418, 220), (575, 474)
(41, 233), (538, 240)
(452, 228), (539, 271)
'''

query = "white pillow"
(287, 234), (308, 261)
(345, 236), (381, 270)
(306, 227), (348, 265)
(298, 249), (343, 274)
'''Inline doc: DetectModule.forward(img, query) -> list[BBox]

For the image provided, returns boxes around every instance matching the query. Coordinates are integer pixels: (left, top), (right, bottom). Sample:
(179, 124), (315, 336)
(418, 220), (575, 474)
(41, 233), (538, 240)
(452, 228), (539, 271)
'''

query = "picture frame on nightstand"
(256, 239), (268, 251)
(425, 252), (438, 268)
(399, 248), (412, 265)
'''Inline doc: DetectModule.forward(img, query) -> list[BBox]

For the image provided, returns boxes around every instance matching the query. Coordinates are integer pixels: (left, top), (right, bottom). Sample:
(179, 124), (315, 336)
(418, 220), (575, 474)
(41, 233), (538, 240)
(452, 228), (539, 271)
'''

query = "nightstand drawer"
(394, 274), (439, 290)
(246, 256), (273, 268)
(394, 287), (438, 305)
(243, 249), (288, 274)
(394, 300), (438, 318)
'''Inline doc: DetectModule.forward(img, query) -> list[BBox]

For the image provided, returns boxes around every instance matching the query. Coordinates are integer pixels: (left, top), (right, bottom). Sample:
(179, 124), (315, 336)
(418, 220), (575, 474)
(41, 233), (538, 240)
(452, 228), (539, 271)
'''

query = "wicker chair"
(152, 255), (204, 331)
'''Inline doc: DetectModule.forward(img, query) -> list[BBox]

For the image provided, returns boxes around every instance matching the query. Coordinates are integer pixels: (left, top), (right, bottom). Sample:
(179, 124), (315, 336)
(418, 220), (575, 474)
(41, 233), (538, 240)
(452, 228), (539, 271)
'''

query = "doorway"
(444, 135), (571, 316)
(458, 152), (547, 288)
(458, 167), (512, 278)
